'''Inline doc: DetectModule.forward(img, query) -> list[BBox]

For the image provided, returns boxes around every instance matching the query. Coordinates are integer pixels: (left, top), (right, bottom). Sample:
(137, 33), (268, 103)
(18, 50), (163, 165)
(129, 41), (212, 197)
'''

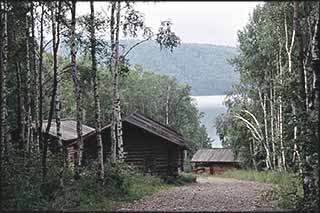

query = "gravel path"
(118, 176), (280, 212)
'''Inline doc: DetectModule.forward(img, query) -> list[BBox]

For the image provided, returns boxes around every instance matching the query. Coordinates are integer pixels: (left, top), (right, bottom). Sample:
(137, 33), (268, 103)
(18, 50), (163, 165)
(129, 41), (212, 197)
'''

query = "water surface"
(191, 95), (227, 148)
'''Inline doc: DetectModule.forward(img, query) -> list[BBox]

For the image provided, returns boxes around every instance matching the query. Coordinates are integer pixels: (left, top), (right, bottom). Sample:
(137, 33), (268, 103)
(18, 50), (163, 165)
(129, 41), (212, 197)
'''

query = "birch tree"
(25, 7), (32, 156)
(90, 0), (104, 179)
(70, 0), (84, 179)
(42, 1), (64, 186)
(38, 2), (45, 153)
(110, 1), (124, 162)
(30, 2), (39, 152)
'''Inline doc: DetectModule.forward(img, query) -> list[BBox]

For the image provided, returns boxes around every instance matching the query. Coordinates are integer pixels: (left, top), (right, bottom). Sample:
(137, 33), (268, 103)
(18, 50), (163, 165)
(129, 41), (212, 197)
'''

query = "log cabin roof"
(83, 112), (186, 148)
(41, 119), (95, 141)
(123, 112), (186, 148)
(191, 148), (240, 163)
(40, 112), (186, 148)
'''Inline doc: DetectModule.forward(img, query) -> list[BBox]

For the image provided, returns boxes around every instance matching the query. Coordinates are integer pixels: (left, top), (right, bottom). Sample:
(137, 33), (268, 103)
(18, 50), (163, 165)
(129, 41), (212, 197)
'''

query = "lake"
(190, 95), (227, 148)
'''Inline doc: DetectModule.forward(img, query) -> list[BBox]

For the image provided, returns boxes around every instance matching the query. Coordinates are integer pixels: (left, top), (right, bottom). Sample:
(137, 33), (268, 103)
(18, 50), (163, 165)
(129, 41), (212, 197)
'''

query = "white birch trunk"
(70, 0), (84, 179)
(115, 1), (124, 162)
(110, 1), (124, 162)
(90, 0), (104, 179)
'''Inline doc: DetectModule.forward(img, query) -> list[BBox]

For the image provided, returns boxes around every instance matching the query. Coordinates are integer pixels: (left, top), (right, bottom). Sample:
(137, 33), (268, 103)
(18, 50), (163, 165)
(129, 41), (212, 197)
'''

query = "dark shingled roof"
(191, 148), (240, 163)
(124, 112), (186, 148)
(40, 113), (187, 148)
(41, 119), (95, 141)
(90, 112), (187, 148)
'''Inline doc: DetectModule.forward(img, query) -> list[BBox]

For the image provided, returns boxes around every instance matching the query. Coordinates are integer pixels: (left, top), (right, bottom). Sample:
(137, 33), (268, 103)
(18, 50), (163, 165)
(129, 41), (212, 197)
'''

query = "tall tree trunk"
(284, 11), (301, 171)
(294, 1), (307, 111)
(0, 3), (3, 205)
(0, 0), (9, 158)
(25, 8), (32, 156)
(110, 1), (124, 162)
(110, 1), (116, 162)
(71, 0), (83, 179)
(115, 1), (124, 162)
(31, 2), (39, 153)
(12, 11), (25, 150)
(294, 2), (313, 201)
(311, 2), (320, 207)
(114, 1), (124, 162)
(90, 0), (104, 179)
(38, 3), (44, 153)
(270, 82), (276, 168)
(54, 1), (63, 186)
(258, 89), (273, 169)
(279, 51), (286, 171)
(42, 2), (64, 186)
(0, 1), (4, 157)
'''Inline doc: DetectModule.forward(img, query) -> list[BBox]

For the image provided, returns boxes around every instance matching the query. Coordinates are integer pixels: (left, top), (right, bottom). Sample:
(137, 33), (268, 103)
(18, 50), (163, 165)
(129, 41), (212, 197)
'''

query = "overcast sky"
(77, 1), (262, 47)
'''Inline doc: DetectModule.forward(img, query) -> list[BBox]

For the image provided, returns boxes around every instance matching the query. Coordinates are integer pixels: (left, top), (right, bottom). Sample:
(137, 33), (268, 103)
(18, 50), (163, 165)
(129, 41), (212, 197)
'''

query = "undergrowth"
(1, 152), (169, 210)
(1, 151), (196, 210)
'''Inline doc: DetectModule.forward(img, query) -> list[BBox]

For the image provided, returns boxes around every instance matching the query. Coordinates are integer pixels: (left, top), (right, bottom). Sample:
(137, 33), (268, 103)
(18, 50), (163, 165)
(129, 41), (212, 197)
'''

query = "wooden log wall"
(122, 122), (181, 177)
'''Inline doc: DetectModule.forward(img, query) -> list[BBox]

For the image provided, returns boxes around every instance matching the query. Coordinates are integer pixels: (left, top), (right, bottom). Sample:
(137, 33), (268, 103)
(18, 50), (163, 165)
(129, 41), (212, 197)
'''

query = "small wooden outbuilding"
(191, 148), (240, 174)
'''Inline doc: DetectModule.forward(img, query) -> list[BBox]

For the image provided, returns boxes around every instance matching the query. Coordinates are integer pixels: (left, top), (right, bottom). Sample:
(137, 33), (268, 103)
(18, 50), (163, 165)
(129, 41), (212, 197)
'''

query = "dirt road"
(118, 176), (280, 211)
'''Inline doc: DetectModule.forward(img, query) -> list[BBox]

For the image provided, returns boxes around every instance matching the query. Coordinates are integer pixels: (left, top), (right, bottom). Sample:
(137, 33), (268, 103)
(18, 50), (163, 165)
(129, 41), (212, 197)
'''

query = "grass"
(212, 169), (304, 209)
(47, 164), (173, 210)
(215, 169), (297, 185)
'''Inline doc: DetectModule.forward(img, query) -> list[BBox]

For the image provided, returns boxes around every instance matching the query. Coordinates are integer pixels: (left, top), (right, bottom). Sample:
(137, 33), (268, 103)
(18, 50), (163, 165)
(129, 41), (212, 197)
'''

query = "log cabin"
(82, 112), (187, 177)
(191, 148), (241, 174)
(12, 113), (187, 178)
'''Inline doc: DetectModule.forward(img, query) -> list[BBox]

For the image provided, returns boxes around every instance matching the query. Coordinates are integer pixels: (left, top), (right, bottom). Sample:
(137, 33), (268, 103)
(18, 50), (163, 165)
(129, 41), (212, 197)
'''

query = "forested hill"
(123, 40), (239, 96)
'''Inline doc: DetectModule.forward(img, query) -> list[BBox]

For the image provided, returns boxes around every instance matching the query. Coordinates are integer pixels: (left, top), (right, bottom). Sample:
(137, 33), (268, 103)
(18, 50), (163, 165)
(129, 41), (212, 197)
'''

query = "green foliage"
(1, 154), (168, 210)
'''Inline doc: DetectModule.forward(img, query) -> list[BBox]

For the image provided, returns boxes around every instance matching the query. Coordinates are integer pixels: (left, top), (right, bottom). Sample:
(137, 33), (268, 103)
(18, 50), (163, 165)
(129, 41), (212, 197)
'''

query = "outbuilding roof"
(191, 148), (240, 163)
(41, 119), (95, 141)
